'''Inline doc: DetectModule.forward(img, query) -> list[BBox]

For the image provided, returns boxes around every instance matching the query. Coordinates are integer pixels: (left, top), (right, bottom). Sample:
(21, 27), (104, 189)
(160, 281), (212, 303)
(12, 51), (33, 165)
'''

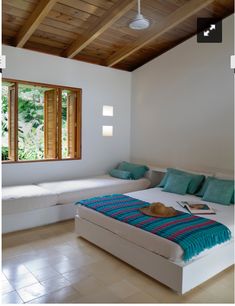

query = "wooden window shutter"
(67, 92), (77, 158)
(44, 89), (57, 159)
(8, 84), (18, 161)
(76, 89), (82, 159)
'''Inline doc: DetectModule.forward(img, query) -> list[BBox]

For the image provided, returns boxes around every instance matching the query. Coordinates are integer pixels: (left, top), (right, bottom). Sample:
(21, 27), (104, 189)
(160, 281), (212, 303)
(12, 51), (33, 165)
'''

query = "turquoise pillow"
(231, 192), (234, 204)
(163, 173), (192, 195)
(196, 176), (215, 197)
(118, 161), (149, 180)
(109, 169), (132, 180)
(202, 179), (234, 205)
(159, 168), (205, 194)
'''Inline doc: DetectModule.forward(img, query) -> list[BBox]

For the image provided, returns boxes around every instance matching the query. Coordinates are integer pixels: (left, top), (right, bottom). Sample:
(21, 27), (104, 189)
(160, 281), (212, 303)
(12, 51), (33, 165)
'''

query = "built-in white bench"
(2, 185), (58, 215)
(2, 174), (151, 233)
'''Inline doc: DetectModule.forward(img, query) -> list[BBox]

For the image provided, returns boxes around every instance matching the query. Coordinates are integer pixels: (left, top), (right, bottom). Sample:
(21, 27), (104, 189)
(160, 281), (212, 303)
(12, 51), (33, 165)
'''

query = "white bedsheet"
(76, 187), (234, 263)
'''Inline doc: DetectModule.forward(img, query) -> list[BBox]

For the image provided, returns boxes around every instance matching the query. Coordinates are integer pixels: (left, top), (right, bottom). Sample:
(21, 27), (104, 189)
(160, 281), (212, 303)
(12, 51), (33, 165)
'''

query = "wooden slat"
(8, 84), (18, 161)
(2, 0), (36, 13)
(67, 92), (76, 158)
(29, 34), (68, 49)
(81, 0), (116, 10)
(60, 0), (106, 17)
(106, 0), (215, 67)
(42, 16), (87, 34)
(66, 90), (82, 158)
(16, 0), (57, 48)
(53, 3), (99, 23)
(57, 89), (62, 160)
(38, 23), (78, 40)
(65, 0), (135, 58)
(44, 89), (57, 159)
(3, 4), (31, 18)
(76, 89), (82, 159)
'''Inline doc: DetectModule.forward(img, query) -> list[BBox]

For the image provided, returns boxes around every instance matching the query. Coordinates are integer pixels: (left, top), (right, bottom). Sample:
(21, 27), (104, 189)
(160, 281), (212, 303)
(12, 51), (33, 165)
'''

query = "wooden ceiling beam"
(16, 0), (57, 48)
(65, 0), (136, 59)
(106, 0), (215, 67)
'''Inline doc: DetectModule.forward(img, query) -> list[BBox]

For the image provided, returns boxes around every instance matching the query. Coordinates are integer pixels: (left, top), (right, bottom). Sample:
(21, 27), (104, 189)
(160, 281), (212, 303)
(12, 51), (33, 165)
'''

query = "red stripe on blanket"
(151, 215), (195, 233)
(122, 212), (142, 222)
(168, 220), (215, 239)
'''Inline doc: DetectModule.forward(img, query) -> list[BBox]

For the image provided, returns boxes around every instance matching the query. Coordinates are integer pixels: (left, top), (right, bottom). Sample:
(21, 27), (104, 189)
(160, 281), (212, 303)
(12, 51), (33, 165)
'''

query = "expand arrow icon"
(210, 24), (216, 30)
(203, 30), (209, 36)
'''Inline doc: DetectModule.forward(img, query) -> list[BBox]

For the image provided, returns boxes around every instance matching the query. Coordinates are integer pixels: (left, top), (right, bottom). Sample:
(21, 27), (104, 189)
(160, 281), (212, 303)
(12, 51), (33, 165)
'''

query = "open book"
(177, 201), (215, 215)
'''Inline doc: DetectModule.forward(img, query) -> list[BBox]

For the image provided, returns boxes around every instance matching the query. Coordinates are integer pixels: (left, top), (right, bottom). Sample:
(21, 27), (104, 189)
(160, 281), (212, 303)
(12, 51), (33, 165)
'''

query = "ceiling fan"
(129, 0), (150, 30)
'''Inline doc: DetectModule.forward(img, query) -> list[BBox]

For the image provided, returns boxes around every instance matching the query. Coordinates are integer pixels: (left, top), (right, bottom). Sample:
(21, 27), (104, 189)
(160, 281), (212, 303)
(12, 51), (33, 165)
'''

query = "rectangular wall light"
(102, 125), (113, 137)
(102, 105), (113, 116)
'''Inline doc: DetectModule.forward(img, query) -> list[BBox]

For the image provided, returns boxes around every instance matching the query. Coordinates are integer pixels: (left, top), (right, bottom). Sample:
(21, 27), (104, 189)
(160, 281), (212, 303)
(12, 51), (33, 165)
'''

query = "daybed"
(75, 186), (234, 294)
(2, 174), (151, 233)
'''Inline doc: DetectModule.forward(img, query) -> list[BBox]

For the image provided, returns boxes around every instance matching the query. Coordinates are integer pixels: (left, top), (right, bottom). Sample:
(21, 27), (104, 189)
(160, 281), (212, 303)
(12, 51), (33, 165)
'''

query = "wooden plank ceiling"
(3, 0), (234, 71)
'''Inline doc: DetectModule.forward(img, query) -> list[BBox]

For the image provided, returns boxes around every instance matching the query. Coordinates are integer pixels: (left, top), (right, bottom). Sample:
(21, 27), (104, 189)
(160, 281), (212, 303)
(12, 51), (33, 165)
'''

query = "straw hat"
(140, 202), (179, 218)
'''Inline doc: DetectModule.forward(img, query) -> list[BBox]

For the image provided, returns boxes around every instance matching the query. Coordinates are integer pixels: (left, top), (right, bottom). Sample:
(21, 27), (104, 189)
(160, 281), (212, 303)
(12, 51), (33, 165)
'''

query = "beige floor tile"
(24, 255), (68, 272)
(75, 287), (122, 303)
(2, 253), (40, 267)
(31, 266), (61, 282)
(52, 259), (85, 274)
(122, 291), (159, 303)
(1, 279), (14, 294)
(7, 273), (39, 290)
(26, 286), (82, 304)
(2, 264), (30, 280)
(109, 279), (140, 299)
(1, 272), (8, 281)
(40, 276), (71, 293)
(62, 267), (91, 283)
(17, 283), (47, 302)
(2, 290), (24, 304)
(71, 275), (107, 296)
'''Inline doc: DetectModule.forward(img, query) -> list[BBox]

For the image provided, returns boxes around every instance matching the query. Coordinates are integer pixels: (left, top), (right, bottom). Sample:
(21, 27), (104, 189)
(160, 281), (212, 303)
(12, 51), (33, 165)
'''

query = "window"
(1, 79), (82, 162)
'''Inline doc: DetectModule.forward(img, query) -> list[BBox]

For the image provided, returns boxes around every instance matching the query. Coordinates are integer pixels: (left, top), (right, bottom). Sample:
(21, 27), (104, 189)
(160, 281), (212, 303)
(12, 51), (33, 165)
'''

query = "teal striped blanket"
(77, 194), (231, 261)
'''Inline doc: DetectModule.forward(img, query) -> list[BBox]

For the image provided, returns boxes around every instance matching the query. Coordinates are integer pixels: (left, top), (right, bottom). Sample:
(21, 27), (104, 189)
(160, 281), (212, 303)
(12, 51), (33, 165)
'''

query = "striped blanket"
(77, 194), (231, 261)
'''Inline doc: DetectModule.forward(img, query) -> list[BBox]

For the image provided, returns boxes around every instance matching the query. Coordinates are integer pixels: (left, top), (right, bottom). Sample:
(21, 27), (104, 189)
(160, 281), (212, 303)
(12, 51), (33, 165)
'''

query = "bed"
(75, 187), (234, 294)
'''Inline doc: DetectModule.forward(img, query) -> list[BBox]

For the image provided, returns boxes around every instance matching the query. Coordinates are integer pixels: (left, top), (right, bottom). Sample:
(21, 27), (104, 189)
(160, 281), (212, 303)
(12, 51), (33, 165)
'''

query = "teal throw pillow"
(231, 192), (234, 204)
(196, 176), (215, 197)
(163, 173), (192, 195)
(202, 179), (234, 205)
(118, 161), (149, 180)
(159, 168), (205, 194)
(109, 169), (132, 180)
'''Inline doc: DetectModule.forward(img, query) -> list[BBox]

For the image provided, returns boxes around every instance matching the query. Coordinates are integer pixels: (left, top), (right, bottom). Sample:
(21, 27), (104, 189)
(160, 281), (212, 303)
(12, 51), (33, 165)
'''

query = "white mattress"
(39, 175), (151, 204)
(76, 187), (234, 263)
(2, 185), (58, 215)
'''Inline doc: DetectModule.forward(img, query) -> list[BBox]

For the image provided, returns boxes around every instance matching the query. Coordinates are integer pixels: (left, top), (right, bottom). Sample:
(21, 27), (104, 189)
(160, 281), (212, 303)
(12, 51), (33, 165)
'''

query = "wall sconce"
(102, 125), (113, 137)
(102, 105), (113, 117)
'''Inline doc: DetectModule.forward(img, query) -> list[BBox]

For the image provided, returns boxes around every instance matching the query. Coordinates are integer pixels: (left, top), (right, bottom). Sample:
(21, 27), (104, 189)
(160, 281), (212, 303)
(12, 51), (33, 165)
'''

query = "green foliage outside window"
(1, 85), (68, 161)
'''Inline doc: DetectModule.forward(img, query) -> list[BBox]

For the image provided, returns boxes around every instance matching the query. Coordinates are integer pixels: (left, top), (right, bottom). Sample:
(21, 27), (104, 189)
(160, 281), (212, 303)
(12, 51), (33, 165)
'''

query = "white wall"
(131, 14), (234, 175)
(2, 46), (131, 186)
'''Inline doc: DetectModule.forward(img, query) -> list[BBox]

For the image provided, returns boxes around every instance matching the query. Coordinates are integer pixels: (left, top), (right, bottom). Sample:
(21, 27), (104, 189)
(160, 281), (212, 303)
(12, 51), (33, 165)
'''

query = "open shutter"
(76, 89), (82, 159)
(67, 92), (77, 158)
(44, 89), (57, 159)
(8, 84), (18, 161)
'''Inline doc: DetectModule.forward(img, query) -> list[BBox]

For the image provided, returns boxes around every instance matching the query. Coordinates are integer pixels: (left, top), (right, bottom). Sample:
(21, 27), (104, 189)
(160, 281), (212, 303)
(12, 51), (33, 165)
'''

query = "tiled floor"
(2, 220), (234, 303)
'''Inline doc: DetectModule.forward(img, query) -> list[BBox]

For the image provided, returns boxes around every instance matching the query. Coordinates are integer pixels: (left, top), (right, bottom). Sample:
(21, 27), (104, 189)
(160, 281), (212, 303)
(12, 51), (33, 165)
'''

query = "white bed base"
(75, 215), (234, 294)
(2, 203), (75, 234)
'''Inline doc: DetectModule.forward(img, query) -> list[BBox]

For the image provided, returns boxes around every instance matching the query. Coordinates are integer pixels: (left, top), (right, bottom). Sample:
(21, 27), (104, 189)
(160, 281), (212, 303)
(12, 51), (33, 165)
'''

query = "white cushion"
(2, 185), (58, 215)
(38, 175), (151, 204)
